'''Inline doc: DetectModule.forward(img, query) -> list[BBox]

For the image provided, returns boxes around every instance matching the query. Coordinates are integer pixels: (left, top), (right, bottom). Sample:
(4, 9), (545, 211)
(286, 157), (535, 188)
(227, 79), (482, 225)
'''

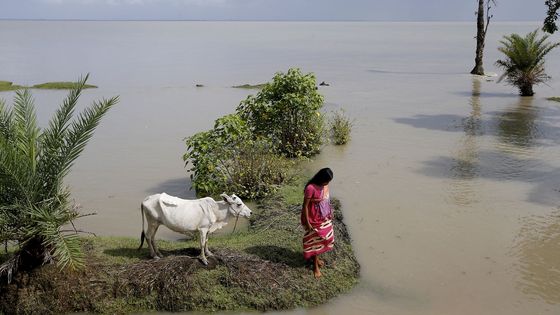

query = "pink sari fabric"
(301, 184), (335, 260)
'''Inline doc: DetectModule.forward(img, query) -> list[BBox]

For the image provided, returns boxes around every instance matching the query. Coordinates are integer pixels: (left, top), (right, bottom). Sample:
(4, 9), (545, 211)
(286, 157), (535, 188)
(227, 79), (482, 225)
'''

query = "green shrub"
(184, 114), (251, 196)
(329, 109), (353, 145)
(237, 68), (325, 158)
(220, 140), (295, 199)
(183, 115), (293, 199)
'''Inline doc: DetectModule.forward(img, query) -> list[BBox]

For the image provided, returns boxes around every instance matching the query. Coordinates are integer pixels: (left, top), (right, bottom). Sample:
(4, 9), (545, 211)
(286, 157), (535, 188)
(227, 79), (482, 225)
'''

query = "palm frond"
(59, 96), (119, 178)
(36, 75), (90, 199)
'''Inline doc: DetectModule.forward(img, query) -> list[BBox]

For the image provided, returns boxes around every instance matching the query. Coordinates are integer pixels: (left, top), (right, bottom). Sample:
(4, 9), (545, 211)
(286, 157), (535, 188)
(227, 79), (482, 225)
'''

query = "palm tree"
(495, 30), (560, 96)
(0, 75), (118, 283)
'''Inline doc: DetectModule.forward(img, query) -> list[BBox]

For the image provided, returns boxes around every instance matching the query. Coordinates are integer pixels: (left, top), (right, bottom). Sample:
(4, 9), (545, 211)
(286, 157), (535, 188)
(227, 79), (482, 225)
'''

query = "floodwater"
(1, 21), (560, 314)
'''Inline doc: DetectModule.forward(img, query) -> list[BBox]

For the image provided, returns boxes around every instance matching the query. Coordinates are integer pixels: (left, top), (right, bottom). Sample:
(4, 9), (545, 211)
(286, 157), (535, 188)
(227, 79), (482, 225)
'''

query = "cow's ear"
(221, 193), (233, 204)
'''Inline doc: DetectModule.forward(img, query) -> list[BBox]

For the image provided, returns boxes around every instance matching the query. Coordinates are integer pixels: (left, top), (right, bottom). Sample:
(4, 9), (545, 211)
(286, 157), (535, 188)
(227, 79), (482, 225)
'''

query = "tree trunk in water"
(471, 0), (486, 75)
(520, 83), (534, 96)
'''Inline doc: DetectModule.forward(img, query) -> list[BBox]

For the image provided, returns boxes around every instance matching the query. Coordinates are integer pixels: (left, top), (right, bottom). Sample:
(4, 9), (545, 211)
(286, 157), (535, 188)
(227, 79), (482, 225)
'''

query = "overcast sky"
(0, 0), (548, 21)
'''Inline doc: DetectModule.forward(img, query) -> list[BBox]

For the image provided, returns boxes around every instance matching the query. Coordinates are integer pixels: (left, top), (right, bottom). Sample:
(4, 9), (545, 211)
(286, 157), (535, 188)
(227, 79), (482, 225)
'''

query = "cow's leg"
(146, 220), (160, 259)
(151, 224), (164, 258)
(198, 228), (209, 265)
(204, 232), (214, 257)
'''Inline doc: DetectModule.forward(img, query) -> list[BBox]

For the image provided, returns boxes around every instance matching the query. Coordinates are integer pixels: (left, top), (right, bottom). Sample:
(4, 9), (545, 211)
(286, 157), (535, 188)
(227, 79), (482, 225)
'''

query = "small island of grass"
(32, 82), (98, 90)
(0, 80), (97, 92)
(546, 96), (560, 102)
(0, 191), (359, 313)
(0, 81), (25, 91)
(232, 83), (267, 89)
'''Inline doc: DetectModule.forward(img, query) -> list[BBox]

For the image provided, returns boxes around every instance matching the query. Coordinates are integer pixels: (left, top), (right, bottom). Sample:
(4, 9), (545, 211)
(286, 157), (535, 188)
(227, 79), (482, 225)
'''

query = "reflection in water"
(448, 78), (483, 206)
(512, 210), (560, 304)
(496, 97), (538, 149)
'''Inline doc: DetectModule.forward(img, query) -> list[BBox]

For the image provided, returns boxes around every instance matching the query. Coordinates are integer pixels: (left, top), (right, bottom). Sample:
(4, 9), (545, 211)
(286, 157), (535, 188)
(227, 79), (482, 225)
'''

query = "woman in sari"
(301, 167), (334, 279)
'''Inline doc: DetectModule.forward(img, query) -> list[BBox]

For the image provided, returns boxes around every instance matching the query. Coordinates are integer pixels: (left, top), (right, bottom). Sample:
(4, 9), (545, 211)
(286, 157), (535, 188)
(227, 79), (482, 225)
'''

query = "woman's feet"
(313, 256), (324, 278)
(313, 267), (322, 279)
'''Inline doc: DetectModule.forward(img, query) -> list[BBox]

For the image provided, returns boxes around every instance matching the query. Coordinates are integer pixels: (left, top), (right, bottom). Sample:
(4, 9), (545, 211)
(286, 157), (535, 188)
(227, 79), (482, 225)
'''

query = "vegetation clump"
(329, 109), (353, 145)
(495, 30), (560, 96)
(546, 96), (560, 102)
(237, 68), (325, 158)
(185, 68), (326, 199)
(0, 195), (359, 314)
(184, 114), (294, 199)
(0, 75), (118, 283)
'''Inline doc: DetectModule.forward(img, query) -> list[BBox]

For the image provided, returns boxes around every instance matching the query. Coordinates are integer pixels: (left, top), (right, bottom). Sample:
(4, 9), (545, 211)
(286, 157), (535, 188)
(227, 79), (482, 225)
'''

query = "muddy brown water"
(1, 21), (560, 314)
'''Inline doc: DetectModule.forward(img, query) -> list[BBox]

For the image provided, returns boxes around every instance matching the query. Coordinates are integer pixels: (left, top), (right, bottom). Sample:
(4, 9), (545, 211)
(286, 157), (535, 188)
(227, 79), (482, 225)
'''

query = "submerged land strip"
(232, 83), (267, 89)
(0, 195), (359, 313)
(0, 80), (97, 92)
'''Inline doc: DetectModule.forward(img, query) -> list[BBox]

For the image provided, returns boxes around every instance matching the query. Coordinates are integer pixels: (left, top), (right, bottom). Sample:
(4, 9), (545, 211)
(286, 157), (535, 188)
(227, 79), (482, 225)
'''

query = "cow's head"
(221, 193), (252, 218)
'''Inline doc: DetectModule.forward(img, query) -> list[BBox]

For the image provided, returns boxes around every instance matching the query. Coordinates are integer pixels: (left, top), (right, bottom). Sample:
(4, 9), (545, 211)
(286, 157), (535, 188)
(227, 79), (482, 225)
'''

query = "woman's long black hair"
(306, 167), (334, 187)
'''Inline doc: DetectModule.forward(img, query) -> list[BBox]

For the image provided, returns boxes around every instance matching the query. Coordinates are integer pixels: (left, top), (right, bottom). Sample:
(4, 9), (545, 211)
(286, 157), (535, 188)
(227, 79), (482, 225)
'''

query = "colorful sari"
(301, 183), (335, 260)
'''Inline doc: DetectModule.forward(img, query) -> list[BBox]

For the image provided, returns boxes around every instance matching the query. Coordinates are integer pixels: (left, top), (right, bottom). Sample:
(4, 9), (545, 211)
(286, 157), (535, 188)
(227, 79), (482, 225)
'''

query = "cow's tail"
(138, 203), (146, 250)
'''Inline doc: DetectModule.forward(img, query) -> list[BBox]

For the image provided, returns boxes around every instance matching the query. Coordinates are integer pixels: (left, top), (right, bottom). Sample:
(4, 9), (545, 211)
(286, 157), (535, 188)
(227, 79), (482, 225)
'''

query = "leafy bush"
(219, 140), (295, 199)
(183, 115), (293, 199)
(329, 109), (353, 145)
(0, 76), (118, 282)
(184, 114), (251, 196)
(237, 68), (325, 158)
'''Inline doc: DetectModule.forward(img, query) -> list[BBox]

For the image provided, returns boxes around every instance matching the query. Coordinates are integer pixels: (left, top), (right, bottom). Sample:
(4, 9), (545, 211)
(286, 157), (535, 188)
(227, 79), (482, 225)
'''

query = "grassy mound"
(0, 196), (359, 314)
(0, 81), (97, 92)
(0, 81), (25, 91)
(31, 82), (97, 90)
(546, 96), (560, 103)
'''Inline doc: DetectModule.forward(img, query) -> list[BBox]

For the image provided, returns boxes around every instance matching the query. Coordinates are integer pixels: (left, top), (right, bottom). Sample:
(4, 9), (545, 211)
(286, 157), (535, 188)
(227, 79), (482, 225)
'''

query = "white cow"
(138, 192), (252, 265)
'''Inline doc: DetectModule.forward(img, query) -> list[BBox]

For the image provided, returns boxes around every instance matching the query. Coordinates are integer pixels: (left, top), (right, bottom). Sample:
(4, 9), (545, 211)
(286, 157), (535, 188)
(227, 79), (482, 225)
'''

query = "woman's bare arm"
(303, 198), (313, 231)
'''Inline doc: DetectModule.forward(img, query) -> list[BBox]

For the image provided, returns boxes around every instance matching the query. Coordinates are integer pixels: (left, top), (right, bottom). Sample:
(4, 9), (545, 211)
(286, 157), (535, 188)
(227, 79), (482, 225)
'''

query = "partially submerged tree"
(544, 0), (560, 33)
(471, 0), (496, 75)
(0, 76), (118, 282)
(495, 30), (560, 96)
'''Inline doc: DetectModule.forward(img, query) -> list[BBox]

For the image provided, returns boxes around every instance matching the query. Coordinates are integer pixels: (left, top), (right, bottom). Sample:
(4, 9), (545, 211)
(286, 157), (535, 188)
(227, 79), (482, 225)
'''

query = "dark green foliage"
(495, 30), (560, 96)
(544, 0), (560, 34)
(237, 68), (325, 158)
(185, 69), (326, 198)
(0, 75), (118, 282)
(184, 114), (294, 199)
(329, 109), (353, 145)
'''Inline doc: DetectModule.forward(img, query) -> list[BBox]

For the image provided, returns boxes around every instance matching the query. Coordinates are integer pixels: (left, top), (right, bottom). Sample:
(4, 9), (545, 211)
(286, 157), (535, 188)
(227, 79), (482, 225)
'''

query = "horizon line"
(0, 18), (542, 23)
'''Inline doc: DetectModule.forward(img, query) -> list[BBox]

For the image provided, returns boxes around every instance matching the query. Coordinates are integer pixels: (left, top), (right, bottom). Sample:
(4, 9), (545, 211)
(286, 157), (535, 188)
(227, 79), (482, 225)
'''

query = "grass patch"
(32, 82), (97, 89)
(0, 194), (359, 314)
(0, 81), (25, 91)
(0, 80), (97, 92)
(546, 96), (560, 102)
(232, 83), (267, 89)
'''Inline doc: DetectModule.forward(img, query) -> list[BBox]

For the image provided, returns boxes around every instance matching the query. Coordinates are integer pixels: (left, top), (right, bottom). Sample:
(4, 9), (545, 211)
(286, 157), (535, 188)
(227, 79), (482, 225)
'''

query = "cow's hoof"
(199, 257), (208, 266)
(156, 251), (164, 257)
(205, 250), (214, 257)
(151, 255), (161, 260)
